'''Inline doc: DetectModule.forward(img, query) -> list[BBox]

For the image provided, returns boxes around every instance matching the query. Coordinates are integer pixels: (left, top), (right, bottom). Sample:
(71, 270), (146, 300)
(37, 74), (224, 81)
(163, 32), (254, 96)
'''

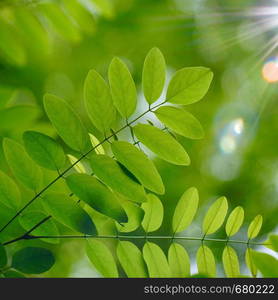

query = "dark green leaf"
(3, 270), (25, 278)
(0, 244), (7, 268)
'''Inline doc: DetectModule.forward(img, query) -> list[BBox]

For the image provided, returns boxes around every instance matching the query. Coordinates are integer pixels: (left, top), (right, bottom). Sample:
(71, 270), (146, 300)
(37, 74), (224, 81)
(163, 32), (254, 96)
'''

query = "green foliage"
(0, 170), (21, 209)
(247, 215), (263, 240)
(196, 245), (216, 277)
(225, 206), (244, 237)
(12, 247), (55, 274)
(251, 251), (278, 278)
(168, 243), (190, 278)
(222, 246), (240, 278)
(0, 244), (7, 268)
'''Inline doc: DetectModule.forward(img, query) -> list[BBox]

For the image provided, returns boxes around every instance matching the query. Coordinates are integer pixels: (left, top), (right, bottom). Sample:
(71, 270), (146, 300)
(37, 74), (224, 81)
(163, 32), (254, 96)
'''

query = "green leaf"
(269, 235), (278, 252)
(90, 154), (146, 203)
(66, 173), (127, 223)
(0, 170), (21, 209)
(108, 57), (137, 118)
(3, 138), (43, 191)
(196, 245), (216, 277)
(167, 67), (213, 105)
(89, 134), (105, 155)
(168, 243), (190, 277)
(202, 196), (228, 235)
(143, 242), (171, 277)
(44, 94), (90, 153)
(251, 250), (278, 278)
(222, 246), (240, 278)
(141, 194), (163, 233)
(117, 241), (148, 278)
(12, 247), (55, 274)
(155, 106), (204, 139)
(84, 70), (115, 133)
(172, 187), (199, 234)
(245, 248), (257, 277)
(86, 239), (118, 277)
(225, 206), (244, 237)
(133, 123), (190, 165)
(3, 270), (25, 278)
(0, 244), (7, 268)
(43, 192), (96, 235)
(90, 0), (114, 19)
(142, 47), (166, 104)
(19, 211), (59, 244)
(116, 197), (144, 232)
(67, 154), (86, 173)
(247, 215), (263, 240)
(111, 141), (164, 194)
(23, 131), (66, 171)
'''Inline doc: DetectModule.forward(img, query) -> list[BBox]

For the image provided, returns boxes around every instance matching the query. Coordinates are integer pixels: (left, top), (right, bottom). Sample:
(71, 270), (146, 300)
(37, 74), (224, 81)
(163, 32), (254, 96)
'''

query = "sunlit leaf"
(23, 131), (66, 171)
(90, 154), (146, 203)
(225, 206), (244, 237)
(247, 215), (263, 240)
(196, 245), (216, 277)
(168, 243), (190, 277)
(142, 47), (166, 104)
(0, 244), (7, 268)
(222, 246), (240, 278)
(111, 141), (164, 194)
(67, 154), (86, 174)
(167, 67), (213, 105)
(117, 241), (148, 278)
(66, 173), (127, 223)
(172, 187), (199, 234)
(108, 57), (137, 118)
(84, 70), (115, 133)
(12, 247), (55, 274)
(89, 0), (115, 18)
(43, 192), (96, 235)
(44, 94), (90, 153)
(269, 235), (278, 252)
(0, 170), (21, 210)
(245, 248), (257, 277)
(89, 133), (105, 154)
(86, 239), (118, 277)
(133, 123), (190, 165)
(3, 138), (43, 191)
(141, 194), (163, 233)
(155, 106), (204, 139)
(202, 196), (228, 235)
(143, 242), (171, 277)
(251, 250), (278, 278)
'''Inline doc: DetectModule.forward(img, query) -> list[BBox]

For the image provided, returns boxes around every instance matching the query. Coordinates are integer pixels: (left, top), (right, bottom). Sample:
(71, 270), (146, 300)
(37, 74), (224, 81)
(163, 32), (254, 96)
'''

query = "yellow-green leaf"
(251, 250), (278, 278)
(225, 206), (244, 237)
(222, 246), (240, 278)
(196, 245), (216, 277)
(202, 196), (228, 235)
(172, 187), (199, 234)
(168, 243), (190, 277)
(247, 215), (263, 240)
(245, 248), (257, 277)
(67, 154), (86, 174)
(133, 123), (190, 165)
(89, 134), (105, 155)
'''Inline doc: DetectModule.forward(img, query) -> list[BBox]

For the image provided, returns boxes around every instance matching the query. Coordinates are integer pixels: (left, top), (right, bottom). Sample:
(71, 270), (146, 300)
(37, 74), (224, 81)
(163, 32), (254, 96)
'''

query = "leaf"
(19, 211), (59, 244)
(225, 206), (244, 237)
(12, 247), (55, 274)
(141, 194), (163, 233)
(0, 244), (7, 268)
(89, 134), (105, 155)
(166, 67), (213, 105)
(247, 215), (263, 240)
(66, 173), (127, 223)
(222, 246), (240, 278)
(155, 106), (204, 139)
(196, 245), (216, 277)
(133, 123), (190, 165)
(23, 131), (66, 171)
(168, 243), (190, 277)
(111, 141), (164, 194)
(0, 170), (21, 209)
(86, 239), (118, 277)
(117, 241), (148, 278)
(67, 154), (86, 173)
(143, 242), (171, 277)
(3, 270), (25, 278)
(116, 198), (144, 233)
(44, 94), (90, 153)
(84, 70), (115, 133)
(108, 57), (137, 118)
(172, 187), (199, 234)
(245, 248), (257, 277)
(142, 47), (166, 104)
(3, 138), (43, 191)
(90, 154), (146, 203)
(90, 0), (114, 18)
(202, 196), (228, 235)
(269, 235), (278, 252)
(43, 193), (96, 235)
(251, 250), (278, 278)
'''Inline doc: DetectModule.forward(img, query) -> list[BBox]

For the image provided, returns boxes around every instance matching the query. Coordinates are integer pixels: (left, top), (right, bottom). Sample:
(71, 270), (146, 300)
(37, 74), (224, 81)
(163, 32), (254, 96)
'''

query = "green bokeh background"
(0, 0), (277, 277)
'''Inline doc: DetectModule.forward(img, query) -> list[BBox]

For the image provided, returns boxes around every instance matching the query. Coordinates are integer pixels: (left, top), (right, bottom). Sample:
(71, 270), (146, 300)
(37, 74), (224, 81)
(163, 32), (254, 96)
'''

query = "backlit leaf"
(222, 246), (240, 278)
(89, 134), (105, 155)
(225, 206), (244, 237)
(142, 47), (166, 104)
(202, 196), (228, 235)
(111, 141), (164, 194)
(168, 243), (190, 277)
(0, 170), (21, 209)
(172, 187), (199, 234)
(196, 245), (216, 277)
(133, 123), (190, 165)
(167, 67), (213, 105)
(247, 215), (263, 240)
(245, 248), (257, 277)
(67, 154), (86, 174)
